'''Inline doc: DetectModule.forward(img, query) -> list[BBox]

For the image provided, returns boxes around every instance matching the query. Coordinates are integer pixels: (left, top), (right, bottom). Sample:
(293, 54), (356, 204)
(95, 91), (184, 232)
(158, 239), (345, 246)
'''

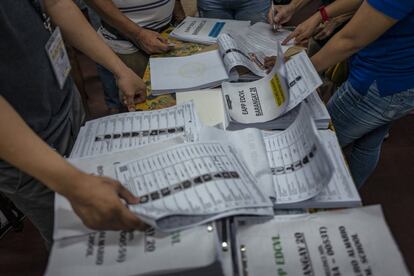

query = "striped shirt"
(98, 0), (175, 54)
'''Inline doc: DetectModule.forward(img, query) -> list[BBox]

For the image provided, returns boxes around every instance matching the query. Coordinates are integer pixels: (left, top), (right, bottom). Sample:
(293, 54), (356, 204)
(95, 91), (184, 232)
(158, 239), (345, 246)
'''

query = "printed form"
(70, 102), (201, 158)
(235, 206), (410, 276)
(46, 225), (220, 276)
(222, 46), (322, 125)
(115, 142), (273, 231)
(264, 105), (333, 204)
(200, 104), (334, 207)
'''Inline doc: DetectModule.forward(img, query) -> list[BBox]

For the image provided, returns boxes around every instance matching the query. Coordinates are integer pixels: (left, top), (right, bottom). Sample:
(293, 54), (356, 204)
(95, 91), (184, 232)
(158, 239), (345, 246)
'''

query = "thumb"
(118, 184), (140, 204)
(123, 94), (136, 112)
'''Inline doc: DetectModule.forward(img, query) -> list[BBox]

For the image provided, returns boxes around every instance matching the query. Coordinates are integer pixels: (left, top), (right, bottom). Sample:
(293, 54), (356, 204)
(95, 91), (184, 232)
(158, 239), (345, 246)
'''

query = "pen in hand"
(271, 4), (277, 32)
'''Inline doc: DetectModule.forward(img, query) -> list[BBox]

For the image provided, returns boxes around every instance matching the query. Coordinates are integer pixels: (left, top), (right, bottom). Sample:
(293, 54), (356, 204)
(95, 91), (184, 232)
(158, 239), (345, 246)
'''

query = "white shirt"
(98, 0), (175, 54)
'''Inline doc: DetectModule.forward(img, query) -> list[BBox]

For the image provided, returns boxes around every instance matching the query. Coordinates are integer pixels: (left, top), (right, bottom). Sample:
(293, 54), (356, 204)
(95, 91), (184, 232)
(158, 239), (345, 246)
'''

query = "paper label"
(270, 75), (286, 106)
(45, 27), (71, 89)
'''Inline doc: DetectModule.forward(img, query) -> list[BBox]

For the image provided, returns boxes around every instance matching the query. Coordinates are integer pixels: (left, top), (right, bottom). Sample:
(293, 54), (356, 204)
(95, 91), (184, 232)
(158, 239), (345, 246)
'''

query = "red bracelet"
(319, 5), (329, 23)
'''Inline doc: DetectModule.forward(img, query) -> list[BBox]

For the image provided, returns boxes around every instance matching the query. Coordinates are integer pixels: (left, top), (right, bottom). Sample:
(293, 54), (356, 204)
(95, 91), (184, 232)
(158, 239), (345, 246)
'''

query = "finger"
(123, 93), (136, 111)
(120, 208), (150, 231)
(157, 34), (168, 44)
(273, 13), (283, 26)
(118, 184), (140, 204)
(282, 31), (296, 45)
(294, 31), (309, 45)
(267, 9), (274, 24)
(156, 39), (170, 52)
(134, 92), (146, 104)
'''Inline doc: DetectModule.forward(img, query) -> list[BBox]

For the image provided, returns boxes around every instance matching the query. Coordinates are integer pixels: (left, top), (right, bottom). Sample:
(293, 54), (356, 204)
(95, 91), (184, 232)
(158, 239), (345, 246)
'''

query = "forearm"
(44, 0), (128, 78)
(84, 0), (144, 41)
(0, 97), (82, 196)
(311, 34), (358, 72)
(311, 1), (396, 72)
(325, 0), (362, 18)
(331, 12), (354, 25)
(307, 0), (362, 29)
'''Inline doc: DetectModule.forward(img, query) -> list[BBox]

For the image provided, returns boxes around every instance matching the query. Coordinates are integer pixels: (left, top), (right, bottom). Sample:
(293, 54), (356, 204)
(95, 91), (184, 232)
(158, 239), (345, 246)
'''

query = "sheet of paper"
(199, 127), (274, 198)
(47, 225), (220, 276)
(170, 16), (251, 45)
(234, 205), (410, 276)
(217, 32), (267, 78)
(54, 137), (185, 240)
(247, 22), (294, 55)
(284, 51), (323, 113)
(303, 91), (331, 124)
(70, 102), (201, 159)
(115, 142), (273, 231)
(264, 104), (333, 204)
(225, 91), (331, 130)
(176, 88), (225, 128)
(222, 44), (289, 124)
(308, 130), (361, 207)
(150, 50), (229, 94)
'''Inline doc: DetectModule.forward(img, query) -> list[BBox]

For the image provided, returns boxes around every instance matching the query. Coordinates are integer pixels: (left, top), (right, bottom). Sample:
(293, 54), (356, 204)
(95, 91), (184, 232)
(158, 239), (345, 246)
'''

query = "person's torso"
(99, 0), (175, 54)
(349, 7), (414, 95)
(0, 0), (73, 140)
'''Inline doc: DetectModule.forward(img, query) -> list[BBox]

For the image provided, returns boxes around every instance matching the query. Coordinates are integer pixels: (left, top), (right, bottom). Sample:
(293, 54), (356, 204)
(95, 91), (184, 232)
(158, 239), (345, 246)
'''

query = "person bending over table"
(0, 0), (148, 248)
(85, 0), (186, 114)
(273, 0), (414, 188)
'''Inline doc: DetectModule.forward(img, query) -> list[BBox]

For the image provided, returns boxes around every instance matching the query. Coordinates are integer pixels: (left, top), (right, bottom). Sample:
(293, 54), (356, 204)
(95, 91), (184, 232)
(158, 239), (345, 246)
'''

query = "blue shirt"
(348, 0), (414, 96)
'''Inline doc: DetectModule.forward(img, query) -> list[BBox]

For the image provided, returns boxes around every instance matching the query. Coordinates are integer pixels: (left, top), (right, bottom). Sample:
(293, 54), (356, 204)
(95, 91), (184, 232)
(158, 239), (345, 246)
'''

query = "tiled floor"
(1, 52), (413, 276)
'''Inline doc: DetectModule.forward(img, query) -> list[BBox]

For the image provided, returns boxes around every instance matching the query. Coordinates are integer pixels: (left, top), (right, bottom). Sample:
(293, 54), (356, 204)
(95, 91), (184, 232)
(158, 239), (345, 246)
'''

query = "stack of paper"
(200, 104), (343, 210)
(46, 224), (225, 276)
(169, 16), (250, 45)
(151, 23), (297, 94)
(222, 50), (324, 129)
(150, 50), (229, 94)
(225, 91), (331, 130)
(234, 205), (409, 276)
(70, 102), (201, 158)
(47, 206), (409, 276)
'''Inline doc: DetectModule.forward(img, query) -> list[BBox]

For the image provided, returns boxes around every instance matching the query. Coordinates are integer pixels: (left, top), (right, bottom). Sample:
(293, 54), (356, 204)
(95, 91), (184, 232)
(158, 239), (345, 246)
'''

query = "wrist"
(43, 162), (85, 198)
(112, 61), (132, 80)
(319, 5), (330, 23)
(125, 24), (144, 42)
(312, 11), (323, 25)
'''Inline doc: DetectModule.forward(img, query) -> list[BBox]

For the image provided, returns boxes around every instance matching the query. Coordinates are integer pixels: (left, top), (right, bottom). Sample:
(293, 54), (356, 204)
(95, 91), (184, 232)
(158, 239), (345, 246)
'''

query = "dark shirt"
(0, 0), (73, 141)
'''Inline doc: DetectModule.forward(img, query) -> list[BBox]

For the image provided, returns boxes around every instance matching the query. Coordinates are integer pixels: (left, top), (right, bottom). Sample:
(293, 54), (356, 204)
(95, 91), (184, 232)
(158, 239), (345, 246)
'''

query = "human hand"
(268, 4), (296, 28)
(313, 18), (341, 41)
(65, 172), (148, 231)
(264, 56), (277, 73)
(132, 28), (171, 54)
(282, 13), (321, 45)
(116, 68), (146, 111)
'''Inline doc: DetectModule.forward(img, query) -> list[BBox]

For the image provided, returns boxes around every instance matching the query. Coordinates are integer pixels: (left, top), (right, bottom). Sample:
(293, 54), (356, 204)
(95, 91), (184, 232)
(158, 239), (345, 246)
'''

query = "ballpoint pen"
(271, 4), (277, 32)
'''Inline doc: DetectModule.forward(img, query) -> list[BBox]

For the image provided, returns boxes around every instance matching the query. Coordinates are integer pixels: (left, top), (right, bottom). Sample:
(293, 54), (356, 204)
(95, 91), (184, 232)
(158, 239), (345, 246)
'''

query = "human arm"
(313, 12), (354, 41)
(282, 0), (363, 45)
(268, 0), (313, 27)
(84, 0), (170, 54)
(311, 1), (397, 72)
(0, 96), (147, 231)
(44, 0), (146, 110)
